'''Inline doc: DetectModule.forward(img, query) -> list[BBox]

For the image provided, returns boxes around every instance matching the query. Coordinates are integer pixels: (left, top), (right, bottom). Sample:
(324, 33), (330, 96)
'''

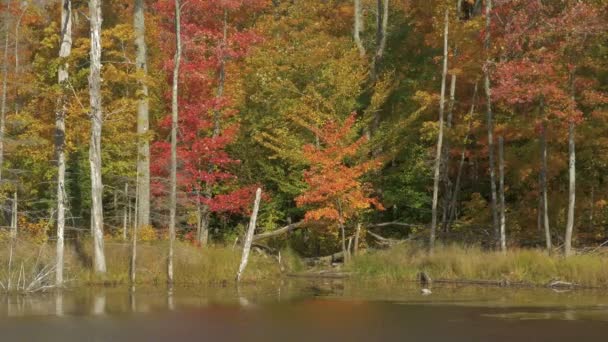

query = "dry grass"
(0, 239), (284, 287)
(348, 243), (608, 287)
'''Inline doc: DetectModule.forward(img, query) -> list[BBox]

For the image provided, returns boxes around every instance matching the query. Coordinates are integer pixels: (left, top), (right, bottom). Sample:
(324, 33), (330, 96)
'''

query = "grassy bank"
(347, 243), (608, 288)
(0, 239), (294, 288)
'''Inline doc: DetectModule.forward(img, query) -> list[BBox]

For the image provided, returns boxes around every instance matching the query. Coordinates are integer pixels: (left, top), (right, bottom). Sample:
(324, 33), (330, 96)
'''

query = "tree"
(88, 0), (106, 274)
(168, 0), (182, 285)
(0, 0), (10, 181)
(55, 0), (72, 286)
(484, 0), (498, 245)
(134, 0), (150, 232)
(295, 114), (383, 258)
(430, 9), (449, 254)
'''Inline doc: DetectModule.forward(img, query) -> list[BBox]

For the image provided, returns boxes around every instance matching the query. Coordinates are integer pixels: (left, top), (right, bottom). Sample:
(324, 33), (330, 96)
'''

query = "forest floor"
(347, 243), (608, 289)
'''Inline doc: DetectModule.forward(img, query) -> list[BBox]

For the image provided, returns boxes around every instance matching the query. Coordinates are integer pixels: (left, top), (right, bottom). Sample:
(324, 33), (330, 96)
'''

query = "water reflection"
(0, 281), (607, 341)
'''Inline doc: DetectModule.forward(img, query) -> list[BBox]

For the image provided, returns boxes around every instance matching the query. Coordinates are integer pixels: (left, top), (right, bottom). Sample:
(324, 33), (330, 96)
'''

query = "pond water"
(1, 280), (608, 341)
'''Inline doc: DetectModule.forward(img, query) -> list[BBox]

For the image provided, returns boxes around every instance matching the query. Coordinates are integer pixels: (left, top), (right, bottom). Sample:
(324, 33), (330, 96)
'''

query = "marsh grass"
(1, 239), (284, 287)
(348, 243), (608, 288)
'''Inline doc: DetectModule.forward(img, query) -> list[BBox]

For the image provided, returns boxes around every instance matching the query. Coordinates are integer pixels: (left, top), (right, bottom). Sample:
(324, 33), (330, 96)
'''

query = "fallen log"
(367, 231), (410, 247)
(252, 221), (304, 242)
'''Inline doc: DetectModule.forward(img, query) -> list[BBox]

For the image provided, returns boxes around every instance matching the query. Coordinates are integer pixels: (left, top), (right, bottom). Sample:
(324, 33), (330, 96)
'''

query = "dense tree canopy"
(0, 0), (607, 257)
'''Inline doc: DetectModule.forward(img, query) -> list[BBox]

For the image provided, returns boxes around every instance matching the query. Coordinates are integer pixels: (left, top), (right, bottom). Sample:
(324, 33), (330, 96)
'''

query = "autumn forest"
(1, 0), (608, 291)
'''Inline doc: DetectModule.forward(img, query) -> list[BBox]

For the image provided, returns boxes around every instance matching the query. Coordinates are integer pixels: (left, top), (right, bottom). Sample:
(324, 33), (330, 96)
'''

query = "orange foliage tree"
(295, 114), (383, 256)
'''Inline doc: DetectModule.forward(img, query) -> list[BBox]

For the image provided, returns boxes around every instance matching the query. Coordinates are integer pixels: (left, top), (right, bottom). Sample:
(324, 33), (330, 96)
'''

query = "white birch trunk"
(430, 9), (449, 254)
(236, 188), (262, 282)
(89, 0), (106, 273)
(168, 0), (182, 285)
(0, 0), (11, 181)
(135, 0), (150, 230)
(123, 183), (129, 241)
(540, 114), (552, 251)
(498, 136), (506, 253)
(484, 0), (499, 245)
(565, 121), (576, 256)
(353, 0), (365, 57)
(55, 0), (72, 286)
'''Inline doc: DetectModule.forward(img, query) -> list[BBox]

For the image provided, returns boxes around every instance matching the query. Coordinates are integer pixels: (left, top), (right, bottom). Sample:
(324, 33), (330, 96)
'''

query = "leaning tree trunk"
(498, 136), (506, 253)
(89, 0), (106, 274)
(0, 0), (11, 182)
(134, 0), (150, 231)
(483, 0), (499, 246)
(168, 0), (182, 285)
(430, 9), (449, 254)
(236, 188), (262, 282)
(55, 0), (72, 287)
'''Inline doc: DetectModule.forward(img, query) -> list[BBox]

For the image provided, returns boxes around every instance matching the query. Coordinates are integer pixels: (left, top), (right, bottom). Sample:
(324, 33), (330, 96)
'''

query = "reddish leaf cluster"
(295, 114), (384, 224)
(151, 0), (267, 215)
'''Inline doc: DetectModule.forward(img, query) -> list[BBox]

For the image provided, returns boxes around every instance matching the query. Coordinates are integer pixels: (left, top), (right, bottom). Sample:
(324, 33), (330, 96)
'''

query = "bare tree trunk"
(370, 0), (389, 82)
(236, 188), (262, 282)
(484, 0), (499, 245)
(353, 222), (361, 255)
(590, 182), (594, 229)
(441, 72), (457, 232)
(0, 0), (11, 182)
(498, 136), (506, 252)
(55, 0), (72, 287)
(565, 108), (576, 255)
(540, 111), (552, 251)
(353, 0), (365, 57)
(89, 0), (106, 274)
(13, 4), (27, 115)
(123, 183), (129, 241)
(168, 0), (182, 285)
(447, 82), (478, 230)
(130, 191), (138, 285)
(134, 0), (150, 230)
(11, 192), (17, 238)
(430, 10), (449, 254)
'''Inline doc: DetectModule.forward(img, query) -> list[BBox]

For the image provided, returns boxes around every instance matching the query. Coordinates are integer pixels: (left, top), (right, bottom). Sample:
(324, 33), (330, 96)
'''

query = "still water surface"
(1, 280), (608, 341)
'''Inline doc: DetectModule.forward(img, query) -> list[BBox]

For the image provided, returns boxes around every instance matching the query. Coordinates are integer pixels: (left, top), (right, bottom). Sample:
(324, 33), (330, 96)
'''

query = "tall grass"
(0, 239), (284, 287)
(348, 243), (608, 288)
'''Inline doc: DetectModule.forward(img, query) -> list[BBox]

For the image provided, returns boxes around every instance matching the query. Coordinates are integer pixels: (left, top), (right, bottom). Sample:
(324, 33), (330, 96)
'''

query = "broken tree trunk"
(236, 188), (262, 282)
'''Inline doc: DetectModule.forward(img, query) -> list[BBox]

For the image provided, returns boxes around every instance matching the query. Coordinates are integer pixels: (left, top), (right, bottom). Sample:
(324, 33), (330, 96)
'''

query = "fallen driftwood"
(286, 271), (350, 279)
(546, 280), (579, 289)
(433, 278), (518, 287)
(367, 231), (410, 247)
(303, 251), (344, 265)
